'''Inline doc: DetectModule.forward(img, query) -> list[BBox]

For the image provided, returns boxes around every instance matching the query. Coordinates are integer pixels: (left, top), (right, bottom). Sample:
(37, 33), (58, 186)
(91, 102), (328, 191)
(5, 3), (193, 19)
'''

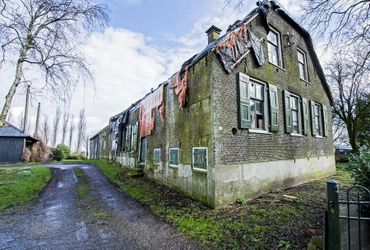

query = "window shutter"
(284, 90), (293, 133)
(310, 100), (316, 136)
(238, 73), (251, 129)
(302, 98), (309, 135)
(269, 84), (279, 132)
(322, 104), (328, 137)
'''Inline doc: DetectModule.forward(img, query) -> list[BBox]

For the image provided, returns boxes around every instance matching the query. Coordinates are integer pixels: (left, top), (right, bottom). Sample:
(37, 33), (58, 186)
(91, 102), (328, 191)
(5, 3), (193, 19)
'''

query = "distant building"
(0, 122), (38, 164)
(90, 1), (335, 208)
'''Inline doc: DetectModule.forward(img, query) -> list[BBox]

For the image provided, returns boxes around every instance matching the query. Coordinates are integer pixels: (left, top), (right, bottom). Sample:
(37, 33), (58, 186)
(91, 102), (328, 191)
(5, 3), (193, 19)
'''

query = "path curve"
(0, 164), (200, 250)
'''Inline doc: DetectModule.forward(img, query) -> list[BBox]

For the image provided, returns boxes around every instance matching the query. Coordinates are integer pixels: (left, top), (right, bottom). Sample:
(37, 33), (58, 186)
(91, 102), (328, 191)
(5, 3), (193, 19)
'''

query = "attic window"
(267, 28), (283, 68)
(297, 48), (309, 81)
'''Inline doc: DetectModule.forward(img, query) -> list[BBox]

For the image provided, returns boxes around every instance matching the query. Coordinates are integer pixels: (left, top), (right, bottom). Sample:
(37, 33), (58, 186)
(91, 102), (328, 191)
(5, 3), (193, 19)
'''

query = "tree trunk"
(0, 59), (24, 126)
(347, 122), (359, 154)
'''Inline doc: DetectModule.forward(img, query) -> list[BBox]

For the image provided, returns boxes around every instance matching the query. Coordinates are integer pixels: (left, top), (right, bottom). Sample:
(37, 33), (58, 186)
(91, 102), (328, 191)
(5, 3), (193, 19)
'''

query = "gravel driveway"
(0, 164), (199, 250)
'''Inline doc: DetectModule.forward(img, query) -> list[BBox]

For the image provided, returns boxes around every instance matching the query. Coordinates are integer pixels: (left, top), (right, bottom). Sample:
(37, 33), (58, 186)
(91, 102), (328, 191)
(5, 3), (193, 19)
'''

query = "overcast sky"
(0, 0), (319, 151)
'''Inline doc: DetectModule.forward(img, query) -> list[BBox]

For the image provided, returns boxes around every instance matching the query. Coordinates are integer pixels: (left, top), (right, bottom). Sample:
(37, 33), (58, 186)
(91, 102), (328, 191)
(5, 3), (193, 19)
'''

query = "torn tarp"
(169, 67), (189, 108)
(215, 24), (265, 73)
(139, 85), (164, 139)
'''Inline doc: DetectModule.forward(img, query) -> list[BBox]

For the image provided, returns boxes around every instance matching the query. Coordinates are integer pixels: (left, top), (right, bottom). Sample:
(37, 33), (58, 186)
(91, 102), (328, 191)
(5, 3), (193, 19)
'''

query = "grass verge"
(74, 168), (89, 198)
(68, 160), (353, 249)
(0, 167), (51, 211)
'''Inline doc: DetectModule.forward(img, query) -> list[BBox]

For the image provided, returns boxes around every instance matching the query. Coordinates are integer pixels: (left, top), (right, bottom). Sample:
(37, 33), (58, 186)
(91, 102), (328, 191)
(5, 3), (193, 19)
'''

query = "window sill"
(300, 78), (311, 85)
(290, 133), (304, 137)
(315, 135), (326, 139)
(248, 129), (272, 135)
(268, 62), (285, 71)
(193, 168), (208, 174)
(169, 164), (179, 168)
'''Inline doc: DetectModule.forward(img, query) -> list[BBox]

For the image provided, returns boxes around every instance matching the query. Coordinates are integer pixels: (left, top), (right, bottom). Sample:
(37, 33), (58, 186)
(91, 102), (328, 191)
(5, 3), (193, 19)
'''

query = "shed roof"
(0, 122), (38, 141)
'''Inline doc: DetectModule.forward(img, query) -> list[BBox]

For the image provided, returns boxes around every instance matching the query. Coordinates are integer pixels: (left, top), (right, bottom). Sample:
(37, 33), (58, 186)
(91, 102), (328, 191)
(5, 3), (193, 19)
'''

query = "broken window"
(130, 122), (138, 152)
(297, 48), (308, 81)
(267, 28), (283, 68)
(192, 148), (208, 170)
(153, 148), (161, 165)
(250, 80), (266, 130)
(169, 148), (179, 167)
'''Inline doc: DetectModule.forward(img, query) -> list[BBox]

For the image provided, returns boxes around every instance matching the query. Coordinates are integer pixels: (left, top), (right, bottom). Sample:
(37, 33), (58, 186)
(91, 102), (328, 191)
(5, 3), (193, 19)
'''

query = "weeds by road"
(0, 167), (51, 211)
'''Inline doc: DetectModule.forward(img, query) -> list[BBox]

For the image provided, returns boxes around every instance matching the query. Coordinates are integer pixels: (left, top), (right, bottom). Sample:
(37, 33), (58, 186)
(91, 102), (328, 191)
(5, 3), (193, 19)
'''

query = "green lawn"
(0, 167), (52, 211)
(77, 160), (353, 249)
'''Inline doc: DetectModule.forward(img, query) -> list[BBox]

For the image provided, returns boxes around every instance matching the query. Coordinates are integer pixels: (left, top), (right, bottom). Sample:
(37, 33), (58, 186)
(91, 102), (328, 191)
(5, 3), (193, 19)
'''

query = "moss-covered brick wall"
(212, 12), (334, 166)
(145, 54), (216, 207)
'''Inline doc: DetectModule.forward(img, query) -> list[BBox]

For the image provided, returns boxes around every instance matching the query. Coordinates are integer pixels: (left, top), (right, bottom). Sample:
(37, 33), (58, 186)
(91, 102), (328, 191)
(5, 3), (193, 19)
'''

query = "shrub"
(347, 145), (370, 213)
(30, 141), (52, 162)
(348, 145), (370, 190)
(66, 155), (80, 160)
(52, 147), (65, 161)
(56, 144), (71, 158)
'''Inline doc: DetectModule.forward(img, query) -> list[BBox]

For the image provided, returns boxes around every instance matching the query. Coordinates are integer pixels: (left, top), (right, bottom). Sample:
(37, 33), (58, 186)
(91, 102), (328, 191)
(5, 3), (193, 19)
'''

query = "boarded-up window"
(192, 148), (208, 170)
(153, 148), (161, 165)
(169, 148), (179, 166)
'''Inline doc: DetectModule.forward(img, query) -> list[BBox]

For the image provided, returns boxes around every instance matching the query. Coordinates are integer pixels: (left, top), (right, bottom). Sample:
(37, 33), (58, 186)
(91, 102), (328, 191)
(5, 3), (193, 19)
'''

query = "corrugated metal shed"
(0, 122), (37, 140)
(0, 122), (38, 164)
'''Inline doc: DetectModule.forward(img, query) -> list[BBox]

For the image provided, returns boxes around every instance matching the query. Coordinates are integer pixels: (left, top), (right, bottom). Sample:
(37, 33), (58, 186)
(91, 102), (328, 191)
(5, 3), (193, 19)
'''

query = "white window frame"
(192, 147), (208, 173)
(153, 148), (161, 165)
(168, 148), (179, 168)
(267, 27), (283, 68)
(289, 94), (301, 135)
(297, 48), (309, 82)
(314, 103), (323, 136)
(249, 78), (269, 131)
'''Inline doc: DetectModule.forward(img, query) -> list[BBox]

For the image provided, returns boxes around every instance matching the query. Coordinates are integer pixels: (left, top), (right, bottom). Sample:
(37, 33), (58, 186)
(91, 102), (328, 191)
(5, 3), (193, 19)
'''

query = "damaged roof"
(178, 1), (333, 103)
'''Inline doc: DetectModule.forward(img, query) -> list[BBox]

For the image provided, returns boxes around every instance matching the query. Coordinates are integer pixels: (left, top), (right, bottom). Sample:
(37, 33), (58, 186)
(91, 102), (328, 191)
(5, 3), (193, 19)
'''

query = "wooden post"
(22, 84), (30, 133)
(326, 180), (341, 250)
(34, 102), (41, 137)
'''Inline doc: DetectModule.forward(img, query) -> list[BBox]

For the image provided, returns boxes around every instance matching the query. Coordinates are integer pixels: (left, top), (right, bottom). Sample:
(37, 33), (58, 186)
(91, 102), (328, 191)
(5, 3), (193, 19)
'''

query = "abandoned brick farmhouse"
(90, 1), (335, 208)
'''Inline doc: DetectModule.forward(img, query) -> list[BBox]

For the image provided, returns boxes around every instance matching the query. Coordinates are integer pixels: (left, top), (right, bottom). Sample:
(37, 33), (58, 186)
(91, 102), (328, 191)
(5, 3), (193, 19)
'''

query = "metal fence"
(326, 181), (370, 250)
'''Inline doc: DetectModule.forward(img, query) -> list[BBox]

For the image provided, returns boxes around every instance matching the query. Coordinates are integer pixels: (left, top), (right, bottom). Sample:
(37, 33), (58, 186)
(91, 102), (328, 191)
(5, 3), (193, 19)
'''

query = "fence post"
(326, 180), (341, 250)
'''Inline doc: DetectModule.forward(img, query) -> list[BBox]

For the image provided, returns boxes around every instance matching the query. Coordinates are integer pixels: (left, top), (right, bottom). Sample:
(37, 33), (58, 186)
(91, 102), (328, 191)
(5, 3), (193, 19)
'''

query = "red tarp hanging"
(139, 85), (164, 139)
(170, 67), (189, 108)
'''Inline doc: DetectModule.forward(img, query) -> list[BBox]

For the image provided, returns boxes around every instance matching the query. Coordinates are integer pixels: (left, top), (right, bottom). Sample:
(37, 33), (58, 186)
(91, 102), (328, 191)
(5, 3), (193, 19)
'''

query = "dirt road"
(0, 164), (199, 250)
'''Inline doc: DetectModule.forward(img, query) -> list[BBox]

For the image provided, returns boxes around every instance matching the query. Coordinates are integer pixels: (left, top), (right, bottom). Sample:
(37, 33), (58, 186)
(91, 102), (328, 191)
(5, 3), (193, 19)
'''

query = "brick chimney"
(205, 25), (222, 44)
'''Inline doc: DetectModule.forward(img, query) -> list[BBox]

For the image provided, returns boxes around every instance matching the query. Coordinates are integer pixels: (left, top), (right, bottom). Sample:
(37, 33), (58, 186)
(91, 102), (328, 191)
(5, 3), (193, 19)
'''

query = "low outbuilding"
(0, 122), (38, 164)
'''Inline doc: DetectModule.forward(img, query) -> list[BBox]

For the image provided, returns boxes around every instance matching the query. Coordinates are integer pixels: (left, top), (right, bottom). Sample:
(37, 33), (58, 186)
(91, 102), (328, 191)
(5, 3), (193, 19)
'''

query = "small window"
(297, 49), (309, 81)
(153, 148), (161, 165)
(250, 80), (267, 130)
(290, 96), (299, 134)
(314, 104), (322, 136)
(267, 28), (283, 67)
(169, 148), (179, 167)
(192, 147), (208, 171)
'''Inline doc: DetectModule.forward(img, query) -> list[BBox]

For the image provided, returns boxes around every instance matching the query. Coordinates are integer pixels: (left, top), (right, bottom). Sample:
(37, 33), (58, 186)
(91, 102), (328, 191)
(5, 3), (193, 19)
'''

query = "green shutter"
(322, 104), (328, 137)
(302, 98), (309, 135)
(238, 73), (251, 129)
(269, 84), (279, 132)
(284, 90), (293, 133)
(310, 100), (316, 136)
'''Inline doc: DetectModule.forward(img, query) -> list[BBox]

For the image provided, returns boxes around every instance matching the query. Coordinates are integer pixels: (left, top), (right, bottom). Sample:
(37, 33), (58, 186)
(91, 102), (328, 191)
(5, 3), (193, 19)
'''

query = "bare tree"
(327, 53), (370, 153)
(41, 115), (50, 145)
(69, 115), (75, 151)
(301, 0), (370, 71)
(76, 109), (86, 153)
(52, 107), (61, 147)
(6, 108), (13, 124)
(61, 112), (69, 145)
(0, 0), (108, 126)
(17, 111), (30, 133)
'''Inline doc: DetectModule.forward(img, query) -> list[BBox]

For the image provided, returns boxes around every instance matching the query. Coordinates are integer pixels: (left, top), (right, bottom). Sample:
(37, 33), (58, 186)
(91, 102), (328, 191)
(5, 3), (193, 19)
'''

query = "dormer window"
(297, 48), (309, 81)
(267, 28), (283, 68)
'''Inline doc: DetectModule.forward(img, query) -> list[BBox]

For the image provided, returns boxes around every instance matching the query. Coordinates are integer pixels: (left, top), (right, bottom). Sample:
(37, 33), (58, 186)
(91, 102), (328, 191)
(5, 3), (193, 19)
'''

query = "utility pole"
(22, 85), (30, 133)
(34, 102), (41, 137)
